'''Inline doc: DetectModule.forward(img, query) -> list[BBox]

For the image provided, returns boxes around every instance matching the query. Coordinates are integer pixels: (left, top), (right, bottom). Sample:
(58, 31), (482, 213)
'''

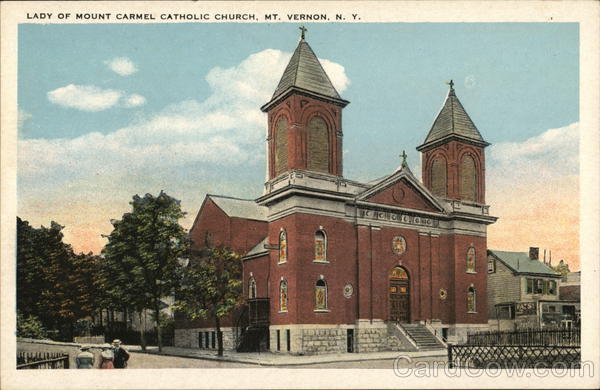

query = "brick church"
(174, 31), (497, 354)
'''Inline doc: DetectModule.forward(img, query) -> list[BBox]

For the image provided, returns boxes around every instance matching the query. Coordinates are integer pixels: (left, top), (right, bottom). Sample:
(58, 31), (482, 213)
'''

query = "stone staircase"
(400, 324), (446, 351)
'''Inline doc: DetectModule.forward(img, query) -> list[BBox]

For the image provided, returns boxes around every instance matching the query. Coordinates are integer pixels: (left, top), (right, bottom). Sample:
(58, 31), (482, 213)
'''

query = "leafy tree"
(17, 217), (102, 340)
(17, 312), (47, 339)
(101, 191), (189, 352)
(175, 247), (243, 357)
(551, 259), (571, 276)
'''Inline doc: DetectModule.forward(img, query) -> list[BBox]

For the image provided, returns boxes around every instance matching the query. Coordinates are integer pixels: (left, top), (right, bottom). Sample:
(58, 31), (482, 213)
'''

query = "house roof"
(208, 195), (268, 221)
(271, 39), (341, 101)
(418, 85), (488, 150)
(489, 250), (561, 277)
(244, 237), (269, 258)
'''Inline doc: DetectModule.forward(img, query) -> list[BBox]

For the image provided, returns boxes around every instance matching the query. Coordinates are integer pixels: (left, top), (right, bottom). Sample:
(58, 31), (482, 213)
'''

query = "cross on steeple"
(446, 79), (454, 90)
(400, 150), (408, 168)
(299, 25), (307, 40)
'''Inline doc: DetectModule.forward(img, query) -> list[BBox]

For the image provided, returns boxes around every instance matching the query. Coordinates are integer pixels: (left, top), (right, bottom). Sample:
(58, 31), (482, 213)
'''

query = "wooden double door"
(389, 267), (410, 323)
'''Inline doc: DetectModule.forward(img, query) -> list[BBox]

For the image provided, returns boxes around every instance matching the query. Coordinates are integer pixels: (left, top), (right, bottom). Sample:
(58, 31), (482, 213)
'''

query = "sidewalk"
(128, 345), (447, 366)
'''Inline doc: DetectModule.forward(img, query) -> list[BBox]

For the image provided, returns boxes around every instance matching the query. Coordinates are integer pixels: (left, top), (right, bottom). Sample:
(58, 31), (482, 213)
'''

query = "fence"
(17, 352), (69, 369)
(448, 345), (581, 369)
(466, 327), (580, 346)
(448, 327), (581, 368)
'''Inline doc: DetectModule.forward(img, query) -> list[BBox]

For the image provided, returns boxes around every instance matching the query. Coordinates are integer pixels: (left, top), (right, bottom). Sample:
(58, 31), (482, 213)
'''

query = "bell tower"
(417, 81), (489, 204)
(261, 27), (349, 180)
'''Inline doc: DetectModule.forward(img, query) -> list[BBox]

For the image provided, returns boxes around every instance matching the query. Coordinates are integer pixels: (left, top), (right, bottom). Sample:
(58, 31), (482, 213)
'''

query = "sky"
(17, 22), (580, 269)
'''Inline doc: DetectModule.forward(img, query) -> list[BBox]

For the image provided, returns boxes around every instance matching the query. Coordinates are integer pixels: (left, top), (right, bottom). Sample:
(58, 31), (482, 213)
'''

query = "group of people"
(75, 339), (130, 369)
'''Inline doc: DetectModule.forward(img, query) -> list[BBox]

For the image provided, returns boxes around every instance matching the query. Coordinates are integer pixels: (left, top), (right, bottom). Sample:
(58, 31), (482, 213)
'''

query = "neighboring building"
(487, 249), (579, 330)
(175, 31), (499, 354)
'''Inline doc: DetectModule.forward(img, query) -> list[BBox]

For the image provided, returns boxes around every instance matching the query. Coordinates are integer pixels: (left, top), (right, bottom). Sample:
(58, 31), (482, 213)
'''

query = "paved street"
(127, 352), (256, 368)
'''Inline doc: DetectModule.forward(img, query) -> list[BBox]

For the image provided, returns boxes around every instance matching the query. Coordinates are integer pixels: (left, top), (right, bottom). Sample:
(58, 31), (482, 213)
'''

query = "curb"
(129, 349), (447, 367)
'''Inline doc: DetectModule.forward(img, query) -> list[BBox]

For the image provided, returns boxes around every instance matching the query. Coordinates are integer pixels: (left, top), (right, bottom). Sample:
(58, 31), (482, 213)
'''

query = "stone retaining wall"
(174, 327), (236, 350)
(301, 328), (345, 355)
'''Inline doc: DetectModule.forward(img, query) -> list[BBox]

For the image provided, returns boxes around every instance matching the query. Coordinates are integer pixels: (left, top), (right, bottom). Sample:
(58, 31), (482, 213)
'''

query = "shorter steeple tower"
(417, 82), (489, 204)
(262, 29), (349, 180)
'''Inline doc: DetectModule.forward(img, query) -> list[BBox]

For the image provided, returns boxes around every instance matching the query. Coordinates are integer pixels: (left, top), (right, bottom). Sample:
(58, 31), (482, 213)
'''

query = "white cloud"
(22, 49), (351, 181)
(123, 93), (146, 108)
(105, 57), (138, 76)
(488, 122), (579, 183)
(47, 84), (123, 112)
(47, 84), (147, 111)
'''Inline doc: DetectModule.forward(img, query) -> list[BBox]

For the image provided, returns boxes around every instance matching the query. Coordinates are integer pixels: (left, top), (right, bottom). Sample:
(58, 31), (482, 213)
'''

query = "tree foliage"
(101, 191), (189, 351)
(175, 247), (244, 356)
(16, 217), (102, 339)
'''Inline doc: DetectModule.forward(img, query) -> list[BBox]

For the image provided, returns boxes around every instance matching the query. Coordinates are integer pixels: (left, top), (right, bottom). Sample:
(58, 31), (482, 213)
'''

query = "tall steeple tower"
(261, 28), (349, 180)
(417, 82), (490, 204)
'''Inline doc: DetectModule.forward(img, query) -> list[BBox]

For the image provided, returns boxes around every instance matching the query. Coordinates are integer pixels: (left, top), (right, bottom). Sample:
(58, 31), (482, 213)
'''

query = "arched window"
(278, 229), (287, 264)
(314, 230), (327, 262)
(460, 154), (478, 202)
(248, 277), (257, 299)
(274, 117), (288, 176)
(280, 279), (288, 312)
(466, 247), (476, 273)
(315, 279), (328, 310)
(467, 287), (476, 313)
(430, 156), (447, 197)
(307, 116), (330, 173)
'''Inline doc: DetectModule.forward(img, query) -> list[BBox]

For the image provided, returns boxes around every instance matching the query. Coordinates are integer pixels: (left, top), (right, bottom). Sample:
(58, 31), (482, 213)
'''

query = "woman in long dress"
(99, 344), (114, 369)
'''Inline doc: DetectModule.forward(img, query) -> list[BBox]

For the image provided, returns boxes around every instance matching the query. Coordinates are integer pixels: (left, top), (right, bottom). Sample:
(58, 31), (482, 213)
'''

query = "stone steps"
(400, 324), (445, 351)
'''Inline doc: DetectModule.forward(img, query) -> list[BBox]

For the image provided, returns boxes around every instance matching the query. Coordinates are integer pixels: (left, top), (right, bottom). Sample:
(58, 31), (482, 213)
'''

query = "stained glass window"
(279, 230), (287, 263)
(466, 247), (476, 273)
(315, 280), (327, 310)
(280, 279), (288, 312)
(467, 287), (476, 313)
(248, 277), (257, 299)
(390, 266), (408, 280)
(314, 231), (326, 262)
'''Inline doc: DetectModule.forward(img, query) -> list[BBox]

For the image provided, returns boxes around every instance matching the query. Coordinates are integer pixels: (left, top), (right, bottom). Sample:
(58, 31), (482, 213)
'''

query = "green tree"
(551, 259), (571, 276)
(175, 247), (243, 357)
(17, 312), (47, 339)
(101, 191), (189, 352)
(17, 217), (102, 340)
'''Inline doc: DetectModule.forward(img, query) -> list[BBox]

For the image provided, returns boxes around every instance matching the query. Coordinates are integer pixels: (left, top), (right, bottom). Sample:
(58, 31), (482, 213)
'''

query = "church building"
(174, 30), (497, 354)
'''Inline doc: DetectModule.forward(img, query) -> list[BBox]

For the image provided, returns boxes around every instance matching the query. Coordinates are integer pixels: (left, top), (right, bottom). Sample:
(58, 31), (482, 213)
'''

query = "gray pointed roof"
(418, 87), (488, 151)
(488, 250), (561, 277)
(272, 39), (341, 100)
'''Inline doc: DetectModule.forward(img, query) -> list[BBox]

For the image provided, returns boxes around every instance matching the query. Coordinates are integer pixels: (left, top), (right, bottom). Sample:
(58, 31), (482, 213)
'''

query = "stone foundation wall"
(355, 324), (387, 353)
(301, 328), (346, 354)
(174, 327), (236, 350)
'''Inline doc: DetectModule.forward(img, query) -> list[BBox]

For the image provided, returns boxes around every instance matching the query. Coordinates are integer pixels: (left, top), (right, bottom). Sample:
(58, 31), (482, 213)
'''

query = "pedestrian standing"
(99, 344), (114, 369)
(75, 346), (94, 369)
(112, 339), (130, 368)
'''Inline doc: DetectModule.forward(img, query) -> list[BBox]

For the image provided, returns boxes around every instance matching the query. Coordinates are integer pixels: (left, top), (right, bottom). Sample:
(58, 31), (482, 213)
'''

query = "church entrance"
(389, 266), (410, 323)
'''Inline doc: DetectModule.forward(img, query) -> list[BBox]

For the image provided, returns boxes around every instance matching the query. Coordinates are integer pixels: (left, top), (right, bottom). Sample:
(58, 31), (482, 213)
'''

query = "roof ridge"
(207, 194), (257, 202)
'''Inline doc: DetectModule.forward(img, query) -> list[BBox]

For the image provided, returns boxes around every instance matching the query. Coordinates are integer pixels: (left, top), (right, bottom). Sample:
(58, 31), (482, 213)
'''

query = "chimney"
(549, 250), (552, 266)
(529, 247), (539, 260)
(543, 249), (547, 264)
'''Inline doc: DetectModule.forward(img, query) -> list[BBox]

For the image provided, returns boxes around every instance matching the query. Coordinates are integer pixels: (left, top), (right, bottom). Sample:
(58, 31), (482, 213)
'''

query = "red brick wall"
(266, 94), (344, 179)
(189, 198), (267, 255)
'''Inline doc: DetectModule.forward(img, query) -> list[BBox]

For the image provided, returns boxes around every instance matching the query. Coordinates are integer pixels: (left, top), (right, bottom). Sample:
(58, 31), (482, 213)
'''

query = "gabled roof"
(271, 39), (341, 101)
(418, 86), (488, 151)
(489, 250), (561, 277)
(357, 165), (446, 213)
(244, 237), (269, 259)
(208, 195), (268, 221)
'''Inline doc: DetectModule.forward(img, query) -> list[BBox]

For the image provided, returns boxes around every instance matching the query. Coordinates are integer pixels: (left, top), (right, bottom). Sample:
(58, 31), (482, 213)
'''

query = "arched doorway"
(389, 266), (410, 323)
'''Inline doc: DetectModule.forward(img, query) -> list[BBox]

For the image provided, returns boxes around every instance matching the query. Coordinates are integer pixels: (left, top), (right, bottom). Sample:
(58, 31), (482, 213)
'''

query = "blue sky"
(17, 22), (580, 266)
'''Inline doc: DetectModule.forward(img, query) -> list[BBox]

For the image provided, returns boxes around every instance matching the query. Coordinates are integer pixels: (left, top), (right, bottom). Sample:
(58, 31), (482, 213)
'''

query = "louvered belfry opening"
(274, 117), (288, 176)
(307, 116), (330, 173)
(261, 33), (349, 180)
(430, 156), (447, 197)
(460, 154), (477, 202)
